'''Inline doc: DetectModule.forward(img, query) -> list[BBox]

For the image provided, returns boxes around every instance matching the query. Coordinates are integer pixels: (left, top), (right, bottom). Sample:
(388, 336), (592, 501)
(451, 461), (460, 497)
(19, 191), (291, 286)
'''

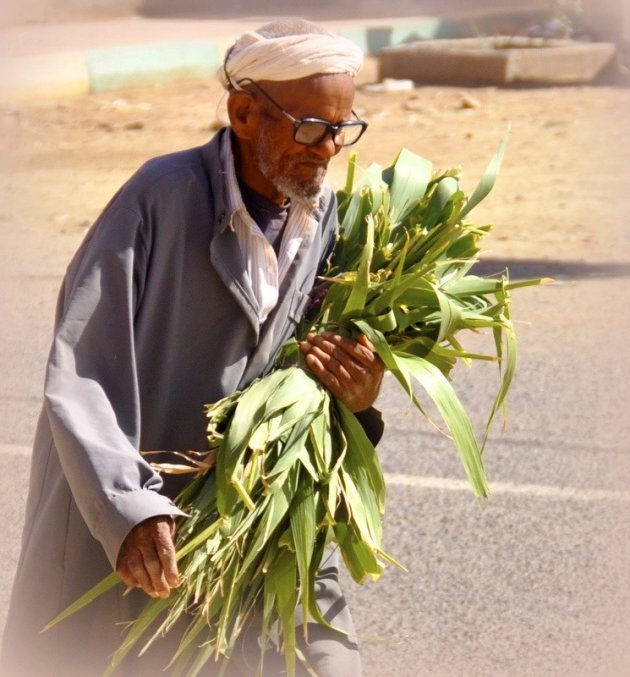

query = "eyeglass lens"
(294, 120), (365, 147)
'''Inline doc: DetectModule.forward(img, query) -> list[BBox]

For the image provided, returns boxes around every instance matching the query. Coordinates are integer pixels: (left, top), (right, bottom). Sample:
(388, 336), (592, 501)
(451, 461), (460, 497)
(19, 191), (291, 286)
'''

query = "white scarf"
(219, 31), (363, 88)
(220, 131), (320, 324)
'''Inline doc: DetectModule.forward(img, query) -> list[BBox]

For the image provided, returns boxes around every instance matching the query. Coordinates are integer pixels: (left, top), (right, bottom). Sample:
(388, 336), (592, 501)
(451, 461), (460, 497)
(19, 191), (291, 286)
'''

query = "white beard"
(254, 126), (325, 211)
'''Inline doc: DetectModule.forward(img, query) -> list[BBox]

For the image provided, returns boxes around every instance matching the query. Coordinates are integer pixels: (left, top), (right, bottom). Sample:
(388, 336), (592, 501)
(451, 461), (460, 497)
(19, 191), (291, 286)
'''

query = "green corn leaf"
(336, 403), (386, 511)
(308, 400), (333, 477)
(444, 274), (549, 296)
(351, 319), (413, 399)
(230, 475), (256, 512)
(482, 311), (518, 449)
(334, 521), (382, 583)
(395, 279), (439, 308)
(179, 637), (216, 677)
(103, 597), (172, 676)
(41, 572), (121, 632)
(337, 164), (383, 242)
(344, 150), (358, 194)
(362, 308), (397, 333)
(422, 176), (460, 231)
(257, 466), (299, 551)
(290, 476), (317, 639)
(170, 615), (214, 677)
(342, 213), (374, 317)
(338, 464), (381, 547)
(305, 538), (343, 635)
(216, 372), (291, 513)
(459, 128), (510, 220)
(266, 548), (298, 677)
(365, 268), (438, 317)
(394, 352), (489, 497)
(435, 288), (463, 343)
(259, 539), (279, 656)
(382, 147), (433, 221)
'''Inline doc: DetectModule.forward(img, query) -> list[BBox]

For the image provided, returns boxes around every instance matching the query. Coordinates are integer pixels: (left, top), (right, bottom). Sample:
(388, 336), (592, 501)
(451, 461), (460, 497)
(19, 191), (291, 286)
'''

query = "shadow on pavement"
(472, 257), (630, 280)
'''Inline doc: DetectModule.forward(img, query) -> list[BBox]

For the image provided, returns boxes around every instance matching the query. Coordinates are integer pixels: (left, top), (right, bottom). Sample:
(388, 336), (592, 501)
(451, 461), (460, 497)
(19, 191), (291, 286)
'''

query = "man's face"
(248, 74), (356, 206)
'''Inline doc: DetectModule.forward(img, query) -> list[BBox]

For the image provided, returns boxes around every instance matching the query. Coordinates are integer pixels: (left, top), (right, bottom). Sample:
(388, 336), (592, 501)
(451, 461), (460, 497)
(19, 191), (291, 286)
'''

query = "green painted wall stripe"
(341, 19), (460, 55)
(85, 40), (220, 92)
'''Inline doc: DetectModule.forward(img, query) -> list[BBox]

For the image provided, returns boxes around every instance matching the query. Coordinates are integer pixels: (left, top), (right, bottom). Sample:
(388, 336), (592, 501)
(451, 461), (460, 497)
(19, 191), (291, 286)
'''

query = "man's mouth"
(296, 160), (328, 174)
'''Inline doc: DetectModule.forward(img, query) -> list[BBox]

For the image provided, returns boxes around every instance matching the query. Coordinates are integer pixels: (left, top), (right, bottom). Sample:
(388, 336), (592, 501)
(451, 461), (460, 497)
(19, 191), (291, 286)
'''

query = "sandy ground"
(2, 58), (629, 267)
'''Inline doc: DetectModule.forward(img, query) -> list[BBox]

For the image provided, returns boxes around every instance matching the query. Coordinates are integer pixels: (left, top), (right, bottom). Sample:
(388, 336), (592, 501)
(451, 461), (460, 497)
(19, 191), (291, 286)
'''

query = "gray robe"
(1, 129), (361, 676)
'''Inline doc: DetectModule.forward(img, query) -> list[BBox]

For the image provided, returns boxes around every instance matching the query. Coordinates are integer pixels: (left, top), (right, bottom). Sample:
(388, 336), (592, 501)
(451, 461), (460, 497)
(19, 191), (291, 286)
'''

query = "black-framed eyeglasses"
(236, 77), (368, 148)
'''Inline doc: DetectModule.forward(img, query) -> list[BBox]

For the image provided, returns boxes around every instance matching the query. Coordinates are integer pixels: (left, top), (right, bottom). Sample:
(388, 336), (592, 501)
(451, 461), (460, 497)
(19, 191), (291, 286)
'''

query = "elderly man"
(1, 18), (383, 677)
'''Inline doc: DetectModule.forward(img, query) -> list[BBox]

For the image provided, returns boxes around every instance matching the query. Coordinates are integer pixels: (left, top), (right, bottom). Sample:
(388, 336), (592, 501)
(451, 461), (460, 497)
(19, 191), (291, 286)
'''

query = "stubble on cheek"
(284, 157), (327, 195)
(254, 127), (327, 204)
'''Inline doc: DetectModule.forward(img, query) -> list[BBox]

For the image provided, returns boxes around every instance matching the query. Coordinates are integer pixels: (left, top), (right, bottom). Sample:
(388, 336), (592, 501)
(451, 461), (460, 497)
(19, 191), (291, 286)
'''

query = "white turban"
(219, 30), (364, 89)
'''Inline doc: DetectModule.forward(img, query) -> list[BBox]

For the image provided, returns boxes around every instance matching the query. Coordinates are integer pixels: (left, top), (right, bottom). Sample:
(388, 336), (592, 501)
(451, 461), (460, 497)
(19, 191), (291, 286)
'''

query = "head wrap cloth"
(219, 31), (364, 89)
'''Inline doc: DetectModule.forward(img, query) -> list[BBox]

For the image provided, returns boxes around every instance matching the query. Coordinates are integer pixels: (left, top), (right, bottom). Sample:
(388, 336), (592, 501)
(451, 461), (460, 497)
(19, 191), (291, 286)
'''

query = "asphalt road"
(347, 273), (630, 677)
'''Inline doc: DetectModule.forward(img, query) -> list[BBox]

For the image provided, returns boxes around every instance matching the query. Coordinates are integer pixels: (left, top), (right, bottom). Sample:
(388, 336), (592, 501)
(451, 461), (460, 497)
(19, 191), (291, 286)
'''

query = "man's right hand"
(116, 515), (179, 598)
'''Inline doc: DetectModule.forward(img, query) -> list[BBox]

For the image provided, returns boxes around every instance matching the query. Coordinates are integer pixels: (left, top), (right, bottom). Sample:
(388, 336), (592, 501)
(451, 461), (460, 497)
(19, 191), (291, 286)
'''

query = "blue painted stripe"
(85, 40), (220, 92)
(341, 19), (459, 55)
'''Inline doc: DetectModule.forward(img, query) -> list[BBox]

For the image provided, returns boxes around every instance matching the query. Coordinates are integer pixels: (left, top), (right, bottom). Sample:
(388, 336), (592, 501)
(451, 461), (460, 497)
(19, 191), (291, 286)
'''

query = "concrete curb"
(0, 19), (455, 102)
(1, 52), (91, 100)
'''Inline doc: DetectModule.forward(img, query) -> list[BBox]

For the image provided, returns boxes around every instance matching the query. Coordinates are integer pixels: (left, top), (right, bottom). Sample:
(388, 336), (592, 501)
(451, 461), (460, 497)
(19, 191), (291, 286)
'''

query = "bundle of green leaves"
(46, 142), (544, 676)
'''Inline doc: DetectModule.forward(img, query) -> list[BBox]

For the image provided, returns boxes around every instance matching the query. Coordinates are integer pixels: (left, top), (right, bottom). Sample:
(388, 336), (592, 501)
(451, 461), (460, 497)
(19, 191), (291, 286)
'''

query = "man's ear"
(227, 91), (259, 141)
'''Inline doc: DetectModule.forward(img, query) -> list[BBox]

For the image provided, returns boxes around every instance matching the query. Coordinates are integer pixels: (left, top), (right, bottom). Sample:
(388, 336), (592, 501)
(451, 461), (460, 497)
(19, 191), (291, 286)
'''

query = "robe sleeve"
(353, 406), (385, 446)
(44, 203), (186, 570)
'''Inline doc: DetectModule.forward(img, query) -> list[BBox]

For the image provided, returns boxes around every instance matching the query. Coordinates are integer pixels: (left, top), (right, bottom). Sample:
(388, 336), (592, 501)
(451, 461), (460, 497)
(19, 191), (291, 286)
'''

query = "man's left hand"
(299, 332), (384, 412)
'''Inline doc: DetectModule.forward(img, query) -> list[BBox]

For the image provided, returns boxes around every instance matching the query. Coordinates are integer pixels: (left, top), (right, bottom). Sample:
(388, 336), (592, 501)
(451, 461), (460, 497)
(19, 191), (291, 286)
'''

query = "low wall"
(0, 1), (142, 27)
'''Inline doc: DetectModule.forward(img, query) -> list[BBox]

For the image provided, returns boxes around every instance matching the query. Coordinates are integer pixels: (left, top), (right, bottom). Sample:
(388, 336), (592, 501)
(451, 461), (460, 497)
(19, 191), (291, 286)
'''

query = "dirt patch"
(2, 59), (630, 273)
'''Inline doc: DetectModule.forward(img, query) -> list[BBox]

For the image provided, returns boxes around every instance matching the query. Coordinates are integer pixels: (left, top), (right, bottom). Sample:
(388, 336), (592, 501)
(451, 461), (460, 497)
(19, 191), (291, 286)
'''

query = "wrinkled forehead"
(250, 74), (354, 122)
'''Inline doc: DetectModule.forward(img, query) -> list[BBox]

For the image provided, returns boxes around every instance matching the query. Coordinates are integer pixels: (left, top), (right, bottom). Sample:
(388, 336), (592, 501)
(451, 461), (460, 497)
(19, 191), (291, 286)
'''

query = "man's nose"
(310, 133), (340, 159)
